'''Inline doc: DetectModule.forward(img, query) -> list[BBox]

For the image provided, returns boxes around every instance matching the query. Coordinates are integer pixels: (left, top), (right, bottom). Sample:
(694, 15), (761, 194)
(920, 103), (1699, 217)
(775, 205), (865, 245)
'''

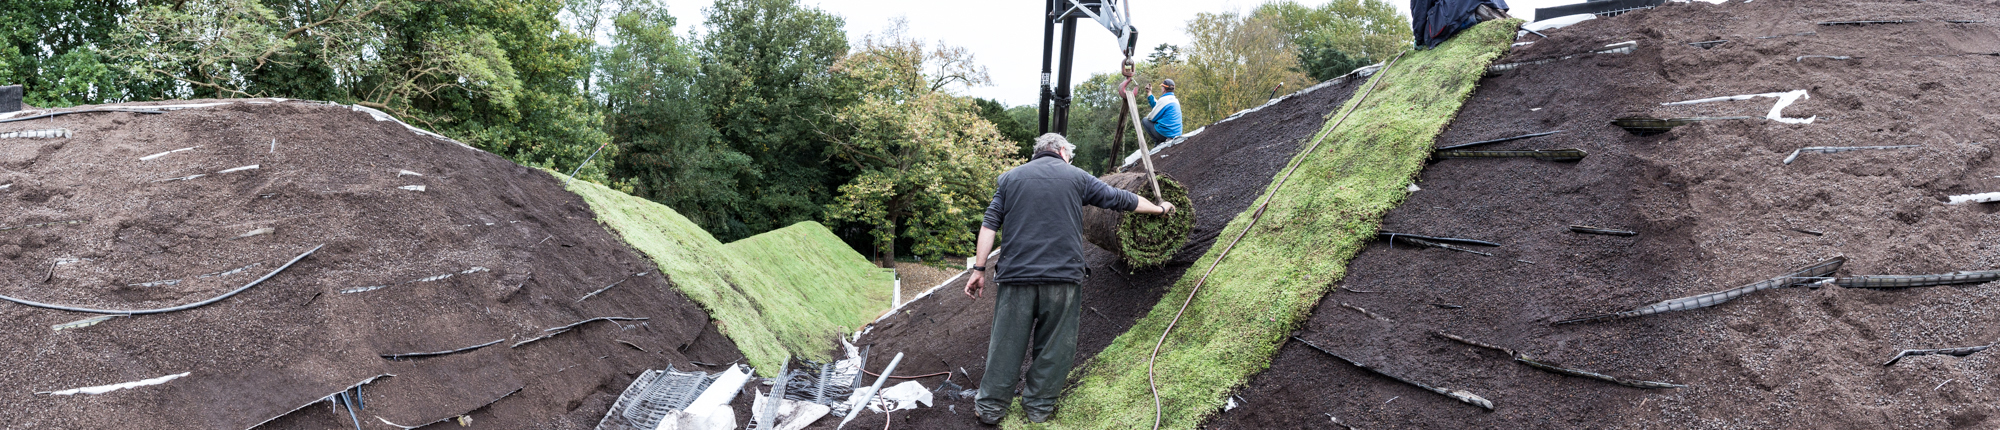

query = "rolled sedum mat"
(1083, 172), (1195, 268)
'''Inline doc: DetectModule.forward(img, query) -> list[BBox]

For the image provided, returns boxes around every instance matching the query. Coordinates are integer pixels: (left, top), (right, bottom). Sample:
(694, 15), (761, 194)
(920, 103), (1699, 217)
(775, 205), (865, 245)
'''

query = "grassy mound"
(1025, 19), (1522, 429)
(558, 173), (895, 373)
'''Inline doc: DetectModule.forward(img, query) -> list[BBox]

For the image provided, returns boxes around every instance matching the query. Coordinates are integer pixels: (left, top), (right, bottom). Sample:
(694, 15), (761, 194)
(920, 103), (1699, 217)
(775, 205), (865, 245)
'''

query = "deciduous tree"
(974, 98), (1035, 157)
(603, 3), (751, 233)
(696, 0), (851, 241)
(1258, 0), (1410, 81)
(1068, 71), (1137, 175)
(1163, 10), (1314, 131)
(824, 23), (1017, 266)
(100, 0), (611, 181)
(0, 0), (141, 106)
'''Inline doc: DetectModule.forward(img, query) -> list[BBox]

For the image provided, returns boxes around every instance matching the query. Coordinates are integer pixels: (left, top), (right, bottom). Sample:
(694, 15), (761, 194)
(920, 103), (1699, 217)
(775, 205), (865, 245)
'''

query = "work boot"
(1026, 407), (1055, 424)
(977, 412), (1003, 426)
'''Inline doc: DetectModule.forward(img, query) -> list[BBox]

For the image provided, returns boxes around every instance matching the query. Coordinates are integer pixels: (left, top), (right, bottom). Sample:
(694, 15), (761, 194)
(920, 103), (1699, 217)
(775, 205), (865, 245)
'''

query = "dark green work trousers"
(976, 281), (1082, 417)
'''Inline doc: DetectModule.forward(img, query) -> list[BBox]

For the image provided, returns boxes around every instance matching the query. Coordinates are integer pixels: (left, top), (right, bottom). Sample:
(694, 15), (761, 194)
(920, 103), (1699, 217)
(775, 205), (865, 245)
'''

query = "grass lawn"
(1023, 19), (1523, 429)
(558, 173), (895, 374)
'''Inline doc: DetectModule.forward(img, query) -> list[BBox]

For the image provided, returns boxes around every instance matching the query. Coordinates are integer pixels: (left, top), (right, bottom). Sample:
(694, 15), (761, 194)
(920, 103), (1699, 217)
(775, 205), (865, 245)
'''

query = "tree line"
(0, 0), (1405, 265)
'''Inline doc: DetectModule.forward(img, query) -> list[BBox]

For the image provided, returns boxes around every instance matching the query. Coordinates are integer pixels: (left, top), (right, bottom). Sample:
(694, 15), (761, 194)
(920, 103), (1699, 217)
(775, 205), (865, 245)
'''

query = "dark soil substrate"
(811, 76), (1369, 429)
(0, 100), (743, 428)
(1213, 0), (2000, 428)
(894, 262), (960, 304)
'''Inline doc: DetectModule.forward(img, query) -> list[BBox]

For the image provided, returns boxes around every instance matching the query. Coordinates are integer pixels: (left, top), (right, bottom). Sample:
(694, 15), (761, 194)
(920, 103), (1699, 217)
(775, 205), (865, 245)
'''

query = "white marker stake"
(1949, 192), (2000, 204)
(139, 146), (198, 161)
(838, 352), (904, 430)
(38, 372), (190, 395)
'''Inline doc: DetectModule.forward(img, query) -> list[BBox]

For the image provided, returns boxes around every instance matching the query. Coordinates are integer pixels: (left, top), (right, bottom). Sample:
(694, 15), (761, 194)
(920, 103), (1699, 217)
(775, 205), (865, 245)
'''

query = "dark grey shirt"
(983, 152), (1140, 284)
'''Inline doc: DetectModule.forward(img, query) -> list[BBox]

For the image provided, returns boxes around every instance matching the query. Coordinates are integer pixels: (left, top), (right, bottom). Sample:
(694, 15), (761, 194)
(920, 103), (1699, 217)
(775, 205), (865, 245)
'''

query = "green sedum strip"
(1026, 19), (1522, 429)
(557, 172), (894, 374)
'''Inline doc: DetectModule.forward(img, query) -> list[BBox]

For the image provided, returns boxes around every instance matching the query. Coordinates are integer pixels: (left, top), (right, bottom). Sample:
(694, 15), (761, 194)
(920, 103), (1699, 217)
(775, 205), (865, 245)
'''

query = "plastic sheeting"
(749, 394), (832, 430)
(1662, 90), (1816, 124)
(873, 381), (933, 411)
(1524, 13), (1595, 32)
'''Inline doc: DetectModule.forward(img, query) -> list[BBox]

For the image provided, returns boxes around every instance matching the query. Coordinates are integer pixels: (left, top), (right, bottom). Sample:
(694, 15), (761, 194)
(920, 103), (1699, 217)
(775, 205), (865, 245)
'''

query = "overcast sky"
(649, 0), (1583, 107)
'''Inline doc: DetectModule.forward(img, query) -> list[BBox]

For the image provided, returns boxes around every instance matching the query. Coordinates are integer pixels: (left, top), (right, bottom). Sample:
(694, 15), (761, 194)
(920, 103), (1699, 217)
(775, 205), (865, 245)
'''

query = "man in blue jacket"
(1142, 79), (1183, 144)
(964, 133), (1175, 425)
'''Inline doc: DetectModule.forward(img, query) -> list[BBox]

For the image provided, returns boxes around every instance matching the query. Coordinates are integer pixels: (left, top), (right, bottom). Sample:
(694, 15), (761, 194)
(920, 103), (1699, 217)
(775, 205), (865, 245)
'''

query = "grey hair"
(1033, 133), (1075, 154)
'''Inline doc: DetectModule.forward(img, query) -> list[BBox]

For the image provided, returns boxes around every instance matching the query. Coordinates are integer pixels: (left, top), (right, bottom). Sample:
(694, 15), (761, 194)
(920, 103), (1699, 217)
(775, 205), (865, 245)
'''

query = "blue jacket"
(1145, 92), (1183, 139)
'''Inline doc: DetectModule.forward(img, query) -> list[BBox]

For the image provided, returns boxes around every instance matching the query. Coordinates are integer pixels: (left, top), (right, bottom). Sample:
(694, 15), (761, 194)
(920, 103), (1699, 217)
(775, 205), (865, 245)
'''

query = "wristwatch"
(971, 265), (987, 272)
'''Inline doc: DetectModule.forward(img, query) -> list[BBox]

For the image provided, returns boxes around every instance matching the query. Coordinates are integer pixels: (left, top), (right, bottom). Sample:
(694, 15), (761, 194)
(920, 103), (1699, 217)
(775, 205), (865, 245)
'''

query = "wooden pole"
(1122, 86), (1164, 203)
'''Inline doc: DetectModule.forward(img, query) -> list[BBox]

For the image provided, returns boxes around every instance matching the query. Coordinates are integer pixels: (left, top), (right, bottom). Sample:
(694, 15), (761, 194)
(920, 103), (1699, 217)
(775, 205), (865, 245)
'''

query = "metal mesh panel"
(594, 366), (722, 430)
(779, 361), (859, 417)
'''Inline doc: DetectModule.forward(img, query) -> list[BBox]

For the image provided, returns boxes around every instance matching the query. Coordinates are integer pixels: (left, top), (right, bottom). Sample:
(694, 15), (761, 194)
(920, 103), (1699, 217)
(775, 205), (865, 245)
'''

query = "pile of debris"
(592, 342), (967, 430)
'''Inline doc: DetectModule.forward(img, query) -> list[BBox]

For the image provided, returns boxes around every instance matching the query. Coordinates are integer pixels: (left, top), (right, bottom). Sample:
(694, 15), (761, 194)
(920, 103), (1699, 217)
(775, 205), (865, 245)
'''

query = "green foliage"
(1006, 105), (1040, 138)
(388, 0), (611, 182)
(823, 23), (1018, 266)
(1259, 0), (1412, 81)
(1064, 72), (1139, 175)
(696, 0), (852, 241)
(0, 0), (147, 106)
(561, 170), (895, 375)
(1026, 19), (1520, 429)
(602, 4), (752, 234)
(975, 98), (1036, 156)
(62, 0), (611, 182)
(1297, 47), (1374, 84)
(1145, 43), (1182, 66)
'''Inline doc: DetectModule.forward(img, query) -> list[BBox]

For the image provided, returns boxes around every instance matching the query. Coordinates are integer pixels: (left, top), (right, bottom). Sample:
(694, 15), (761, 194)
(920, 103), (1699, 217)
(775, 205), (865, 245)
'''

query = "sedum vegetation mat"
(1083, 173), (1196, 268)
(1027, 19), (1522, 429)
(561, 175), (894, 373)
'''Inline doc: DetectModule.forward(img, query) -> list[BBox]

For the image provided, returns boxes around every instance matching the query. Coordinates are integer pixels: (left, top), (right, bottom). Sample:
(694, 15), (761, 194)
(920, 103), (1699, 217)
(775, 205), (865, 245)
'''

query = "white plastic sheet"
(876, 381), (933, 411)
(750, 393), (832, 430)
(1662, 90), (1815, 124)
(1523, 14), (1595, 33)
(656, 365), (750, 430)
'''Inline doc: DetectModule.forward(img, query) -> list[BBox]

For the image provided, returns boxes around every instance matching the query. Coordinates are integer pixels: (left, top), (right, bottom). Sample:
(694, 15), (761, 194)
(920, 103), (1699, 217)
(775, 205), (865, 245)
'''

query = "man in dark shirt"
(964, 133), (1175, 424)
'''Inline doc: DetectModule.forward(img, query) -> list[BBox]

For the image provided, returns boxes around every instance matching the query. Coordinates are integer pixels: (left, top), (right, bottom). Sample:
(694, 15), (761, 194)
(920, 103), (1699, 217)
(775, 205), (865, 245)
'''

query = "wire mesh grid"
(594, 365), (720, 430)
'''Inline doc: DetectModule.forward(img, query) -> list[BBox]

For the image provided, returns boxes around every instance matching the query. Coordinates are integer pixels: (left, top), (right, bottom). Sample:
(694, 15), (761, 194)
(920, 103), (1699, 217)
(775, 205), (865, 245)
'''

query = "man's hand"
(1134, 199), (1175, 215)
(964, 269), (987, 298)
(967, 226), (997, 299)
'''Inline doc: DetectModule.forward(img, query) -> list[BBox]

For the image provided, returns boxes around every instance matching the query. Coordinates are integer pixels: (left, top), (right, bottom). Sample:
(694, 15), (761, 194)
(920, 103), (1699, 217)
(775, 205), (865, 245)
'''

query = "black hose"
(0, 244), (321, 314)
(1836, 270), (2000, 288)
(1435, 130), (1563, 151)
